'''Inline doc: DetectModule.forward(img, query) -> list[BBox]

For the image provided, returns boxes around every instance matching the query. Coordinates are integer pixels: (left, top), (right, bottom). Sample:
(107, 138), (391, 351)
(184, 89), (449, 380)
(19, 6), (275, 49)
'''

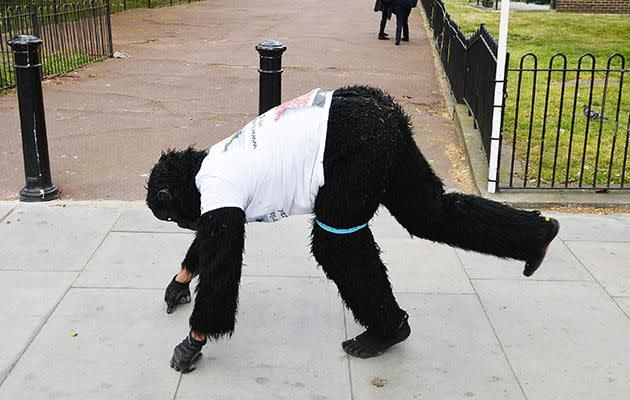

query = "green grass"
(1, 51), (97, 93)
(41, 51), (96, 76)
(436, 0), (630, 187)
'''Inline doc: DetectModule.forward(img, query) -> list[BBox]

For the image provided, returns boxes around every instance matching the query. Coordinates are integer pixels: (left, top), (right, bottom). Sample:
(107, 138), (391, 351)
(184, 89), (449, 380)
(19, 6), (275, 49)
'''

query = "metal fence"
(501, 53), (629, 190)
(1, 0), (112, 91)
(423, 0), (499, 161)
(421, 0), (629, 191)
(463, 24), (501, 161)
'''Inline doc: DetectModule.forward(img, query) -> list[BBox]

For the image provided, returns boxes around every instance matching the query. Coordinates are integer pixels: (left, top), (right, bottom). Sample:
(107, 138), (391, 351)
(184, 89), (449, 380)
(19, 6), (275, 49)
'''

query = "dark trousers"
(395, 6), (412, 44)
(379, 10), (389, 35)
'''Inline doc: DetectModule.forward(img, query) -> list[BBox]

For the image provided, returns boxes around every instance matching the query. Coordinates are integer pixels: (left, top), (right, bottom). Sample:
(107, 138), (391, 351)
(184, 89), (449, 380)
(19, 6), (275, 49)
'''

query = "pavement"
(0, 201), (630, 400)
(0, 0), (475, 201)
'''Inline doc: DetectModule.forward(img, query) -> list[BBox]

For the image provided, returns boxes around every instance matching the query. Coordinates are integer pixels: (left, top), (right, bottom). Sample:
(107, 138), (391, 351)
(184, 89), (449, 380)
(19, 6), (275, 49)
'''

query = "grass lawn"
(1, 52), (101, 95)
(434, 0), (630, 188)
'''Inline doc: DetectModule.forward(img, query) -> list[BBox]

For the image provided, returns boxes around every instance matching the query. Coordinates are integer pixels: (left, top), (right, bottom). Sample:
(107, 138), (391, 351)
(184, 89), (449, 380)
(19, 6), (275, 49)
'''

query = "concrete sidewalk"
(0, 0), (474, 201)
(1, 202), (629, 399)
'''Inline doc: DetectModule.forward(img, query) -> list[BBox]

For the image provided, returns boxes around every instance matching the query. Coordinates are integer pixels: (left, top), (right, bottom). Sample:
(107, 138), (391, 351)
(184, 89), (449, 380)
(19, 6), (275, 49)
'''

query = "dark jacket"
(393, 0), (417, 14)
(395, 0), (418, 8)
(374, 0), (394, 12)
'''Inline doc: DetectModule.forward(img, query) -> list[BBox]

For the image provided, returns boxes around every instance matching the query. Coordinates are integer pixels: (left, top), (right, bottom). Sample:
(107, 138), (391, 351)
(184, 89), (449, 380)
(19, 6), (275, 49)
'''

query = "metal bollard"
(255, 40), (287, 115)
(8, 35), (59, 202)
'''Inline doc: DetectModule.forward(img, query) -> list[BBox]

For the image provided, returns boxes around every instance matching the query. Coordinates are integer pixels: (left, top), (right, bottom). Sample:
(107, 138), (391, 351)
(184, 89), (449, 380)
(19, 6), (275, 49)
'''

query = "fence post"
(29, 4), (40, 38)
(255, 40), (286, 115)
(106, 0), (113, 56)
(8, 35), (59, 202)
(487, 0), (510, 193)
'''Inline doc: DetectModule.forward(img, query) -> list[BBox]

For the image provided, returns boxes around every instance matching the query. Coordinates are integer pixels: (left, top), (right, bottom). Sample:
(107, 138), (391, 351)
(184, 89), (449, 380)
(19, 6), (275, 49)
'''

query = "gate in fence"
(421, 0), (629, 191)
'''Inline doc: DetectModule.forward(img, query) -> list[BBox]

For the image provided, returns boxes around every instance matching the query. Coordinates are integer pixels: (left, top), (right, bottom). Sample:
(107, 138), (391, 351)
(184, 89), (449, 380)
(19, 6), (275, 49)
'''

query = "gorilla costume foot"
(523, 217), (560, 277)
(342, 313), (411, 358)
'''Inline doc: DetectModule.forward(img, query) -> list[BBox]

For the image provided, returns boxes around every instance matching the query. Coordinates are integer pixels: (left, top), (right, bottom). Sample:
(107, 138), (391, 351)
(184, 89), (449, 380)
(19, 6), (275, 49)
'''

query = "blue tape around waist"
(315, 220), (368, 234)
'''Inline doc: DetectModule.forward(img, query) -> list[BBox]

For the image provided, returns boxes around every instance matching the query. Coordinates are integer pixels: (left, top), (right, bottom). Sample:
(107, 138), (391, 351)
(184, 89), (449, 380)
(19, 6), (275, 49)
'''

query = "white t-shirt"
(196, 88), (334, 223)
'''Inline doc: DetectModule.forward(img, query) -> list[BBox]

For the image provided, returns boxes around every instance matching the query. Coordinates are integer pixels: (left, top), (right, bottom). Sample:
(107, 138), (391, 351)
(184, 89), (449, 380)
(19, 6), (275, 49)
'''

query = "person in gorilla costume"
(146, 85), (559, 373)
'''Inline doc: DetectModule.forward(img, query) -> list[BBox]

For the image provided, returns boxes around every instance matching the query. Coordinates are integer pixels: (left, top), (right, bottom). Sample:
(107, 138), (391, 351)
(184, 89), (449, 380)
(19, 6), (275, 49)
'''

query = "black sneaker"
(378, 34), (389, 40)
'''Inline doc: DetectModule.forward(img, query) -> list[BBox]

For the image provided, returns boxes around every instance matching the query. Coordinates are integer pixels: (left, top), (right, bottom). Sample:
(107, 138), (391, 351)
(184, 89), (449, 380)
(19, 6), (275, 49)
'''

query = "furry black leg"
(314, 96), (412, 357)
(383, 133), (559, 274)
(326, 86), (559, 276)
(311, 223), (410, 358)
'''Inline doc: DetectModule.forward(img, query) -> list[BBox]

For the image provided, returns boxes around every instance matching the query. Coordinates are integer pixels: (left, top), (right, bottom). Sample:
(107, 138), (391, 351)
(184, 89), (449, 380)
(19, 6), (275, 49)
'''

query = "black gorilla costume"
(146, 85), (559, 372)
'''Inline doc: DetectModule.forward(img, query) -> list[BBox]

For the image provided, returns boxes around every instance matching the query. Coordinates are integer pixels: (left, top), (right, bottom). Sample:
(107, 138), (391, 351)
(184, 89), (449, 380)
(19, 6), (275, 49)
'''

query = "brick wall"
(555, 0), (630, 13)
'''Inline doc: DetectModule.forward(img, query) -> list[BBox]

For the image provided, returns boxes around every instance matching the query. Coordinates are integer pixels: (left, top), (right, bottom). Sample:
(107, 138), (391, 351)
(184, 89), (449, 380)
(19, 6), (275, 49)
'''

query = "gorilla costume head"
(146, 146), (208, 231)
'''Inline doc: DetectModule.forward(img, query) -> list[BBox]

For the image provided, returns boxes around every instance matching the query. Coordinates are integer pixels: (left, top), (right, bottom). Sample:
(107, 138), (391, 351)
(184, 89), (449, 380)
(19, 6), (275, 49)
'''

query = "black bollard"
(8, 35), (59, 202)
(255, 40), (287, 115)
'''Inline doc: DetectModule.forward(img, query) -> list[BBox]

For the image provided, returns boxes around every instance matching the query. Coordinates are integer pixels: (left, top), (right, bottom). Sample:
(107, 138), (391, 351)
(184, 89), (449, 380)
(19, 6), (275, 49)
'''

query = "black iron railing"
(501, 53), (629, 190)
(1, 0), (112, 92)
(463, 24), (499, 161)
(420, 0), (629, 191)
(423, 0), (499, 160)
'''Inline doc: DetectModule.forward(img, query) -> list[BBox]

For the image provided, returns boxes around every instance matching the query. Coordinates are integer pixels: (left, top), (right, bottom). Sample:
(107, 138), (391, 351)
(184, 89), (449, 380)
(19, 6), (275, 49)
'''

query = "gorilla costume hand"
(170, 332), (206, 373)
(164, 275), (192, 314)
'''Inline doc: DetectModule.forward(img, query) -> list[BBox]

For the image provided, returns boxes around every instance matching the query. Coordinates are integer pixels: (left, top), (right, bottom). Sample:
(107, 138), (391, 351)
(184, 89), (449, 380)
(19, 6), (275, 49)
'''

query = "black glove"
(164, 275), (191, 314)
(170, 332), (206, 373)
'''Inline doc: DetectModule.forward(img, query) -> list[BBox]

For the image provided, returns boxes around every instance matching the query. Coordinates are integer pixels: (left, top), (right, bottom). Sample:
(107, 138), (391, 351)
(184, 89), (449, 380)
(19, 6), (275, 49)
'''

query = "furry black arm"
(181, 235), (203, 275)
(187, 207), (246, 339)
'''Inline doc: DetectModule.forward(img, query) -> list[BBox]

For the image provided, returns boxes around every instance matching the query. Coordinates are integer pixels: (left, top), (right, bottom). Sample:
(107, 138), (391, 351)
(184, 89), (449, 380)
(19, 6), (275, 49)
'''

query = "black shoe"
(523, 218), (560, 277)
(378, 34), (389, 40)
(402, 37), (409, 42)
(395, 41), (400, 45)
(341, 312), (411, 358)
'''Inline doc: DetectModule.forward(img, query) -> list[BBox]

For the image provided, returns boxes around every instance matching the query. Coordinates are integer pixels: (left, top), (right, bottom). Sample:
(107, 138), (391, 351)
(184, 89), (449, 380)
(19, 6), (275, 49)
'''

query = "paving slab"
(0, 205), (122, 270)
(473, 280), (630, 400)
(0, 288), (187, 400)
(553, 214), (630, 242)
(456, 239), (592, 281)
(243, 216), (319, 277)
(370, 208), (415, 240)
(176, 277), (349, 400)
(379, 239), (473, 294)
(0, 271), (77, 383)
(615, 297), (630, 318)
(346, 294), (525, 400)
(74, 232), (192, 289)
(112, 207), (193, 233)
(566, 242), (630, 296)
(0, 205), (14, 221)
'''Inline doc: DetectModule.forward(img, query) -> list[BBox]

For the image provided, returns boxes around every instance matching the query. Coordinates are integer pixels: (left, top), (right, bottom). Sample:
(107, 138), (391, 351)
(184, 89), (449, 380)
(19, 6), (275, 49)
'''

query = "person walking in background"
(374, 0), (393, 40)
(393, 0), (418, 45)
